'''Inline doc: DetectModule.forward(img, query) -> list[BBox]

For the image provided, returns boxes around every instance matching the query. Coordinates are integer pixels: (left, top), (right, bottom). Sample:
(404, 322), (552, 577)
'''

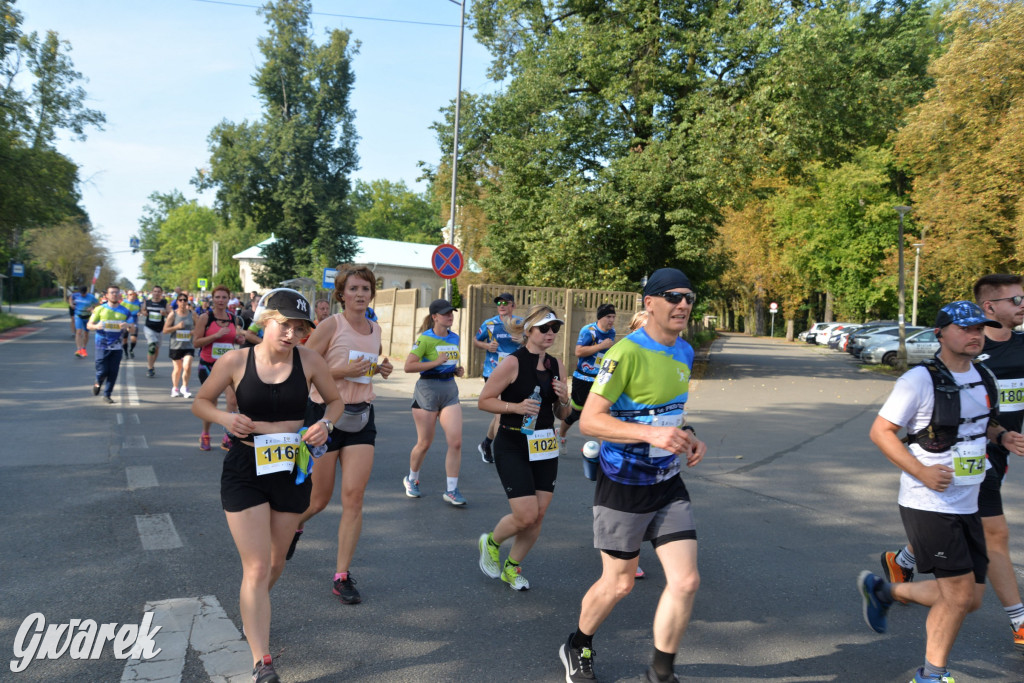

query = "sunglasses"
(495, 300), (512, 306)
(652, 291), (696, 305)
(533, 322), (562, 334)
(988, 295), (1024, 306)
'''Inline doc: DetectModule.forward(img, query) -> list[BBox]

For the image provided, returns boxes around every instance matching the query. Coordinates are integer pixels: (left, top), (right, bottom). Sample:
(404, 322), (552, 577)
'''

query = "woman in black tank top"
(191, 289), (343, 683)
(475, 305), (572, 591)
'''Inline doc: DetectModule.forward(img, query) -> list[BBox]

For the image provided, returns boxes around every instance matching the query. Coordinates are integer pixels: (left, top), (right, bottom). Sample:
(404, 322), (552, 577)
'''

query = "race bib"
(527, 429), (558, 461)
(436, 344), (459, 367)
(648, 412), (684, 459)
(254, 433), (300, 476)
(175, 330), (192, 343)
(998, 378), (1024, 413)
(147, 310), (163, 323)
(212, 342), (233, 359)
(346, 350), (378, 384)
(103, 320), (123, 332)
(952, 442), (987, 486)
(497, 351), (510, 362)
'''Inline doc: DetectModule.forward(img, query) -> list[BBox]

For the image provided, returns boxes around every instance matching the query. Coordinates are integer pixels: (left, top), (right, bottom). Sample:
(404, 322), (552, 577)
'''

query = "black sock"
(570, 629), (593, 650)
(130, 340), (136, 352)
(652, 648), (675, 679)
(483, 437), (492, 448)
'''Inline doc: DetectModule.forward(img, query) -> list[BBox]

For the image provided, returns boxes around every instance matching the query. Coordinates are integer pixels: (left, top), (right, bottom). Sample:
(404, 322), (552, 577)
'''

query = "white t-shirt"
(878, 364), (992, 514)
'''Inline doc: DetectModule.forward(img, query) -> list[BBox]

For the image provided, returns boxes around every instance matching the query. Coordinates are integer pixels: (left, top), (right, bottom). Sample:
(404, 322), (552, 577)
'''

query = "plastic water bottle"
(521, 385), (542, 435)
(582, 441), (600, 481)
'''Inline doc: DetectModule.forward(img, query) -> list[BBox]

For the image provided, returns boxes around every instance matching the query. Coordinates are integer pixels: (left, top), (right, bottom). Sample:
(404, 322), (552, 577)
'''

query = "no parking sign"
(431, 244), (463, 279)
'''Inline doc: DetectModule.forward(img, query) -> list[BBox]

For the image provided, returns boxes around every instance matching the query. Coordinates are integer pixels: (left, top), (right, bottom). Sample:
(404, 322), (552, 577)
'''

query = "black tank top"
(235, 347), (308, 422)
(499, 347), (557, 430)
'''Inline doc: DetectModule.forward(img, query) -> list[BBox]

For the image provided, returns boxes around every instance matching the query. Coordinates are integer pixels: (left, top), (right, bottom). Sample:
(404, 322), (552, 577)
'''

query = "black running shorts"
(493, 427), (558, 499)
(899, 505), (987, 582)
(221, 441), (311, 514)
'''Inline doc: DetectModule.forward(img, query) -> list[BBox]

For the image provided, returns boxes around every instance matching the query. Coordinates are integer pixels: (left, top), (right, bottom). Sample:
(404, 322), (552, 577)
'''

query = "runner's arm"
(580, 392), (700, 457)
(869, 415), (951, 491)
(190, 351), (255, 436)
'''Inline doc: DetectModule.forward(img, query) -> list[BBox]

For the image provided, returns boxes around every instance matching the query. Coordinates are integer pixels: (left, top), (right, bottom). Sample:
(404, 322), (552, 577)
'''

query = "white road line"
(121, 595), (250, 683)
(135, 513), (183, 550)
(125, 360), (140, 406)
(117, 412), (125, 425)
(126, 466), (158, 490)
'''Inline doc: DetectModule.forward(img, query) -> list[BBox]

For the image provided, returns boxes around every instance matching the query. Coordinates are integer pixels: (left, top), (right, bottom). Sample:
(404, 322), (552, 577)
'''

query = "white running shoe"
(180, 387), (192, 398)
(170, 388), (180, 398)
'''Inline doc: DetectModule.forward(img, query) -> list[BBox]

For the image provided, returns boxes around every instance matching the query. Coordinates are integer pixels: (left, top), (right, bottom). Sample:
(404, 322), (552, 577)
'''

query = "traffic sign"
(322, 267), (338, 289)
(11, 263), (24, 278)
(431, 244), (463, 279)
(769, 302), (778, 312)
(197, 278), (208, 290)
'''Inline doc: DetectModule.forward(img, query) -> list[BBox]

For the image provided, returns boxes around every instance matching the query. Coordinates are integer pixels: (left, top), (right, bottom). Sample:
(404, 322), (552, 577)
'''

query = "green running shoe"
(501, 560), (530, 591)
(478, 533), (500, 578)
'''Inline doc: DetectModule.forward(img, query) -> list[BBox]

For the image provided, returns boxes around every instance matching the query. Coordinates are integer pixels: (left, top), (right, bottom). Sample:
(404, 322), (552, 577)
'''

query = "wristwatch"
(319, 418), (334, 434)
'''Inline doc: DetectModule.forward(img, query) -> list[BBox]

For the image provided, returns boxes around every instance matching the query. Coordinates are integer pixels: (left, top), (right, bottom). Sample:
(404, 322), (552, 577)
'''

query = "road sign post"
(769, 302), (778, 337)
(431, 244), (464, 302)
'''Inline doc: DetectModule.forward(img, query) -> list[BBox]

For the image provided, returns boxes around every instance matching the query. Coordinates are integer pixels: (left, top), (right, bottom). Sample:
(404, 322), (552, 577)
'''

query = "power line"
(189, 0), (460, 28)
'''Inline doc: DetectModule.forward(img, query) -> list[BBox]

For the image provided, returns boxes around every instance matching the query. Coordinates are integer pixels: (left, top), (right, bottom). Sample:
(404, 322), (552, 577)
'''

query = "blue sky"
(18, 0), (496, 284)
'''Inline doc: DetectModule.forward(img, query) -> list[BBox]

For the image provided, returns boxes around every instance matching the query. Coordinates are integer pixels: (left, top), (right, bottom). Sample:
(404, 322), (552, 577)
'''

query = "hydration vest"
(905, 355), (999, 453)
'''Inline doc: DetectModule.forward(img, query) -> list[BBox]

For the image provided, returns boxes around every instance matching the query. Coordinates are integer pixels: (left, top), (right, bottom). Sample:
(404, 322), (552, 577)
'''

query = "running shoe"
(403, 476), (420, 498)
(478, 439), (494, 464)
(881, 551), (915, 584)
(635, 566), (645, 579)
(170, 388), (181, 398)
(92, 383), (101, 396)
(286, 529), (302, 561)
(1013, 622), (1024, 655)
(559, 436), (567, 457)
(200, 433), (211, 451)
(332, 573), (361, 604)
(478, 533), (500, 578)
(909, 667), (955, 682)
(501, 561), (530, 591)
(251, 654), (279, 683)
(180, 387), (192, 398)
(147, 368), (155, 377)
(643, 666), (680, 683)
(858, 570), (891, 634)
(559, 632), (596, 682)
(128, 348), (134, 359)
(443, 488), (467, 506)
(75, 348), (86, 358)
(221, 434), (232, 451)
(103, 396), (114, 404)
(881, 551), (914, 604)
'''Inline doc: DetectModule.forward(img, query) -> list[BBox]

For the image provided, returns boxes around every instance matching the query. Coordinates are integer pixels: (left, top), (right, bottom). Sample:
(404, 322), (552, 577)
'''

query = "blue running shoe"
(403, 475), (421, 498)
(443, 488), (467, 506)
(858, 570), (891, 634)
(909, 667), (955, 682)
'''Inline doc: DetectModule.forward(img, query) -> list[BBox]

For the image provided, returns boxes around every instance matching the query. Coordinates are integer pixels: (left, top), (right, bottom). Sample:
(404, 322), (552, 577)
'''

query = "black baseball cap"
(494, 293), (515, 305)
(253, 288), (315, 323)
(429, 299), (456, 315)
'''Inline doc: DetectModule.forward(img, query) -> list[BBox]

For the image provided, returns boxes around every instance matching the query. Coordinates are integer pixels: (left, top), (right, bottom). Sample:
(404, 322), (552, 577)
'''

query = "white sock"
(896, 547), (915, 569)
(447, 476), (458, 491)
(1004, 602), (1024, 630)
(409, 470), (419, 483)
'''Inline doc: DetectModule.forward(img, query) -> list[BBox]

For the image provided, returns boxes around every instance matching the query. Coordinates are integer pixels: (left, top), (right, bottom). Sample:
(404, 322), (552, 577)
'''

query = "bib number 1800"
(254, 433), (300, 476)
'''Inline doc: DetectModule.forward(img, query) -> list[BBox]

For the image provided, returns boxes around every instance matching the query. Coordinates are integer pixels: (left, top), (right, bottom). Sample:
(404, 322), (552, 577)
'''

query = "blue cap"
(935, 300), (1001, 329)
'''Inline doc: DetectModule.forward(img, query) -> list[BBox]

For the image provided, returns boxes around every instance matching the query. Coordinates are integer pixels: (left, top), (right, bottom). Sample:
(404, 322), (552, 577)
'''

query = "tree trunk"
(824, 291), (834, 322)
(785, 318), (794, 341)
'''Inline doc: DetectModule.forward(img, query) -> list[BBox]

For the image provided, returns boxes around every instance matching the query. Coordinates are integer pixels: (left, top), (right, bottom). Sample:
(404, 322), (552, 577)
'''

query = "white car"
(814, 322), (852, 345)
(862, 329), (939, 366)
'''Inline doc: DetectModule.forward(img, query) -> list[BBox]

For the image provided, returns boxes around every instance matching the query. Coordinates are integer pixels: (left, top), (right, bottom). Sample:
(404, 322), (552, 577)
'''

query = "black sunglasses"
(534, 322), (562, 334)
(652, 291), (696, 305)
(988, 295), (1024, 306)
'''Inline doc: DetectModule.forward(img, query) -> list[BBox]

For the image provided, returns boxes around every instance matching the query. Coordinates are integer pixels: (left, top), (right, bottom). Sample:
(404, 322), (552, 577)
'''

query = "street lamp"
(895, 205), (912, 370)
(445, 0), (467, 303)
(911, 242), (923, 327)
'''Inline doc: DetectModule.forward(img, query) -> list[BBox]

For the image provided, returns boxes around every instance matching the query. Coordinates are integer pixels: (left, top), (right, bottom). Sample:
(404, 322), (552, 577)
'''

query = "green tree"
(195, 0), (359, 287)
(25, 219), (105, 292)
(349, 179), (442, 244)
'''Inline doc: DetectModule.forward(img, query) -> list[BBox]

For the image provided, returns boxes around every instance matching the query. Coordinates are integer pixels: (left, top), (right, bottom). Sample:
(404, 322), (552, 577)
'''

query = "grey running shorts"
(594, 495), (696, 558)
(411, 378), (460, 412)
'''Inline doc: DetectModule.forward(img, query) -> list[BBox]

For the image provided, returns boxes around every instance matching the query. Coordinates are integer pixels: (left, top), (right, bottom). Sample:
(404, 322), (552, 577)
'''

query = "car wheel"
(882, 351), (897, 367)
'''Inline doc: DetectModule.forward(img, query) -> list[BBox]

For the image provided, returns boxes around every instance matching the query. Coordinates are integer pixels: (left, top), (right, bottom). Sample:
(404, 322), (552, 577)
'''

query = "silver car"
(862, 328), (939, 366)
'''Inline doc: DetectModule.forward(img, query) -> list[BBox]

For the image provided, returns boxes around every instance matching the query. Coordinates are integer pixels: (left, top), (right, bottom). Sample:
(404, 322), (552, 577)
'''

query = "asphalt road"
(1, 313), (1023, 682)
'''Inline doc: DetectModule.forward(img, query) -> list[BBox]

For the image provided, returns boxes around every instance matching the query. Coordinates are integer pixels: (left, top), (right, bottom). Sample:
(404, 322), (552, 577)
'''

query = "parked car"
(801, 322), (833, 343)
(829, 324), (862, 350)
(851, 326), (925, 358)
(814, 322), (852, 345)
(846, 321), (899, 355)
(862, 328), (940, 366)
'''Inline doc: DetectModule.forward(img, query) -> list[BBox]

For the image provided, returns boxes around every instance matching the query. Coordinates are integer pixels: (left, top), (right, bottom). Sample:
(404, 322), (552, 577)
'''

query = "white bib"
(998, 378), (1024, 413)
(648, 412), (684, 459)
(527, 429), (558, 461)
(436, 344), (459, 367)
(175, 330), (192, 343)
(346, 350), (378, 384)
(254, 433), (300, 476)
(103, 320), (122, 332)
(211, 342), (233, 359)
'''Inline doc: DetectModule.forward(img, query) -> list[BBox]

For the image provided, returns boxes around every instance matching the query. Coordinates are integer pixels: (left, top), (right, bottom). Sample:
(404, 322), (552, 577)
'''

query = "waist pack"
(336, 402), (371, 433)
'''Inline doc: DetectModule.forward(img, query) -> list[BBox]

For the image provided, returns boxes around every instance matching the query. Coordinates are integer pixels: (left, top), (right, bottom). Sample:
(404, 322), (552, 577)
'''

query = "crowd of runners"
(59, 266), (1024, 683)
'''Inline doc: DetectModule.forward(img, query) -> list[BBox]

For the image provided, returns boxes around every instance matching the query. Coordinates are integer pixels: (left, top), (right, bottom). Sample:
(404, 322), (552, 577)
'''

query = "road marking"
(126, 466), (158, 490)
(117, 412), (124, 425)
(135, 513), (183, 550)
(0, 326), (41, 344)
(123, 435), (149, 449)
(125, 361), (140, 406)
(121, 595), (250, 683)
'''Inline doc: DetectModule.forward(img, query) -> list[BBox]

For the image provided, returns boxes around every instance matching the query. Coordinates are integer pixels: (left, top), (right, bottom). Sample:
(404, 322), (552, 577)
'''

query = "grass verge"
(0, 312), (29, 333)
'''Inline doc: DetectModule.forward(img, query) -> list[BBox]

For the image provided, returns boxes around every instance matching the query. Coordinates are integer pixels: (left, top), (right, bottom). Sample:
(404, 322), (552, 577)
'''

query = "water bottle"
(521, 385), (542, 435)
(582, 441), (600, 481)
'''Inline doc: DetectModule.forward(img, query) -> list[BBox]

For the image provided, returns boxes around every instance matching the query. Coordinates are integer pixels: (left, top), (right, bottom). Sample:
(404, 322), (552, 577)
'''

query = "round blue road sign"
(431, 244), (464, 279)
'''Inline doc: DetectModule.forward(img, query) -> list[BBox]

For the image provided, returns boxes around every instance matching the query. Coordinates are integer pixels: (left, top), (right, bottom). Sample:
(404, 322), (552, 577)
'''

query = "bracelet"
(558, 399), (571, 408)
(682, 425), (696, 435)
(997, 430), (1008, 446)
(505, 402), (510, 414)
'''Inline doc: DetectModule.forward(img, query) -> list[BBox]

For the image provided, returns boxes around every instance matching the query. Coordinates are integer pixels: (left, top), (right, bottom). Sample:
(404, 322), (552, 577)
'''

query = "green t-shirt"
(411, 329), (460, 378)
